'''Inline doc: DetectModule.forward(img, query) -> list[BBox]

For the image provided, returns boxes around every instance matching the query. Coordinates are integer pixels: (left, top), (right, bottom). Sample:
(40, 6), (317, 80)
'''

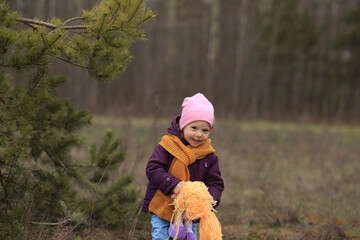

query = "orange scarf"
(148, 134), (215, 221)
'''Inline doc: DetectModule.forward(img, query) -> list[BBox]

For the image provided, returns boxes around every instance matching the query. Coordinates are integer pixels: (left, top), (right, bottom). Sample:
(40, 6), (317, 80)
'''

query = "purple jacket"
(142, 116), (224, 215)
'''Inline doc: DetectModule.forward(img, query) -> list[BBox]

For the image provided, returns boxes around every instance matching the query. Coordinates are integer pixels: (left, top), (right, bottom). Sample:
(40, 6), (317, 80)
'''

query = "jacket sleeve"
(205, 154), (224, 208)
(145, 144), (181, 195)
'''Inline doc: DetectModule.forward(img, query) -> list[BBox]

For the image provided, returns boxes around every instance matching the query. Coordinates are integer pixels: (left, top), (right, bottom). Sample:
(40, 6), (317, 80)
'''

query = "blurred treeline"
(9, 0), (360, 123)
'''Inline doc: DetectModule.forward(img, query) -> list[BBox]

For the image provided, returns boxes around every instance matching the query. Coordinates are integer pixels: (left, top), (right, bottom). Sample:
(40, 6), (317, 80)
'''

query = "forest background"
(3, 0), (360, 239)
(10, 0), (360, 123)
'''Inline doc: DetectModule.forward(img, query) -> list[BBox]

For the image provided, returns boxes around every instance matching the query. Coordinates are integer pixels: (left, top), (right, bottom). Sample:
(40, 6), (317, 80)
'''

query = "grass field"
(71, 116), (360, 240)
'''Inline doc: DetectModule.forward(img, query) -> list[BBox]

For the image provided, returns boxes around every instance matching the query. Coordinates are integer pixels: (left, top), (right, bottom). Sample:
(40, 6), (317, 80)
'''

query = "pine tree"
(0, 0), (155, 238)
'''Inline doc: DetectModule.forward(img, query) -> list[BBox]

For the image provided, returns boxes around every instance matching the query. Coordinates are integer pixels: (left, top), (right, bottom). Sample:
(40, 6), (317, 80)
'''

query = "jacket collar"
(167, 115), (189, 145)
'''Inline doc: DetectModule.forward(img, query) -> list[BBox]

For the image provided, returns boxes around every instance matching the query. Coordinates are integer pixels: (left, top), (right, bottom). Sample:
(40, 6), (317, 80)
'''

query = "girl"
(142, 93), (224, 240)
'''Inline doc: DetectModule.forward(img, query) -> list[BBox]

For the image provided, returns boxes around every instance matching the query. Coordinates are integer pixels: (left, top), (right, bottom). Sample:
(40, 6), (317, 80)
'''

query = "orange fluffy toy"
(171, 181), (222, 240)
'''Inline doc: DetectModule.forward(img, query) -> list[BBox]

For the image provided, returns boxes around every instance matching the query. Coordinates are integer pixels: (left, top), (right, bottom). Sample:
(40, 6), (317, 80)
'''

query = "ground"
(34, 117), (360, 240)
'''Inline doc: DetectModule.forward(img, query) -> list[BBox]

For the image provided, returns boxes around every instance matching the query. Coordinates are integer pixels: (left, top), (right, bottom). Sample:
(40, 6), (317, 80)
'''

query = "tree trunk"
(232, 0), (249, 115)
(206, 0), (220, 97)
(262, 1), (280, 118)
(291, 1), (306, 119)
(329, 1), (340, 121)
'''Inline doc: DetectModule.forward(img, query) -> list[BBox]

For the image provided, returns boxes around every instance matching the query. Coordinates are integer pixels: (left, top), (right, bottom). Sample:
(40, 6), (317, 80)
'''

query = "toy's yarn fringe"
(168, 213), (184, 240)
(171, 181), (222, 240)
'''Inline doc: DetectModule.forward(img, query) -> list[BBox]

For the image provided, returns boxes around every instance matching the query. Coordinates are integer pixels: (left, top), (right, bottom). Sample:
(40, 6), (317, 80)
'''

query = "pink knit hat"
(179, 93), (214, 130)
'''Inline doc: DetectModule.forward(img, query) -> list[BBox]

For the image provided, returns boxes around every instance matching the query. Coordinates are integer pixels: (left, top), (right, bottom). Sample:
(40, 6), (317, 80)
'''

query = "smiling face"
(182, 120), (211, 147)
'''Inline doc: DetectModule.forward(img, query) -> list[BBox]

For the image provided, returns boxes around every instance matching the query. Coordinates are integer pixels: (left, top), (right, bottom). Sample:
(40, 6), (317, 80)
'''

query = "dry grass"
(51, 116), (360, 239)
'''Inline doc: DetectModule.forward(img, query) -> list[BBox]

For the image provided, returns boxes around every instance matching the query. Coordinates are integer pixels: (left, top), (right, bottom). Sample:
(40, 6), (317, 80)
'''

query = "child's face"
(183, 120), (211, 147)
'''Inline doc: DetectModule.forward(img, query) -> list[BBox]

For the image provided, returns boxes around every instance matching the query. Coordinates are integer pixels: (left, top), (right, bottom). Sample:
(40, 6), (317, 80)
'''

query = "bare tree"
(206, 0), (220, 97)
(232, 0), (249, 115)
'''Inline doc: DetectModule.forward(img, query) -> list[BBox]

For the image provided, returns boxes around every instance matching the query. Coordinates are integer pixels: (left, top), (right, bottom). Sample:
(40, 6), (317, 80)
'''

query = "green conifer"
(0, 0), (155, 238)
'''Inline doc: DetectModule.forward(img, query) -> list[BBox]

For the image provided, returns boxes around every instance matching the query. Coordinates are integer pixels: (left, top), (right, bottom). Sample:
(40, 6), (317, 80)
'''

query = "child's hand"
(171, 181), (184, 199)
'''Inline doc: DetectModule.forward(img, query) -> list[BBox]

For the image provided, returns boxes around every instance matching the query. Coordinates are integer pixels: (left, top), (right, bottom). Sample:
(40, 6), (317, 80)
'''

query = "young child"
(142, 93), (224, 240)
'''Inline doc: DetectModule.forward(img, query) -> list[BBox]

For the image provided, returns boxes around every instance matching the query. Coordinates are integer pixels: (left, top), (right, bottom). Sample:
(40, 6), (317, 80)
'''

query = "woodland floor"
(33, 117), (360, 240)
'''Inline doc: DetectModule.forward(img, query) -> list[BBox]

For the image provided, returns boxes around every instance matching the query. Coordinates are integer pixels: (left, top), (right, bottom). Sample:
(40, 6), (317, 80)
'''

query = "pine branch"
(127, 0), (143, 24)
(27, 68), (45, 92)
(45, 151), (71, 173)
(102, 35), (123, 48)
(138, 14), (154, 26)
(0, 96), (6, 104)
(0, 170), (13, 213)
(89, 160), (112, 222)
(97, 13), (107, 34)
(17, 17), (87, 30)
(1, 38), (9, 54)
(62, 25), (88, 30)
(30, 218), (72, 226)
(62, 17), (84, 26)
(23, 21), (38, 30)
(52, 55), (88, 69)
(17, 18), (57, 28)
